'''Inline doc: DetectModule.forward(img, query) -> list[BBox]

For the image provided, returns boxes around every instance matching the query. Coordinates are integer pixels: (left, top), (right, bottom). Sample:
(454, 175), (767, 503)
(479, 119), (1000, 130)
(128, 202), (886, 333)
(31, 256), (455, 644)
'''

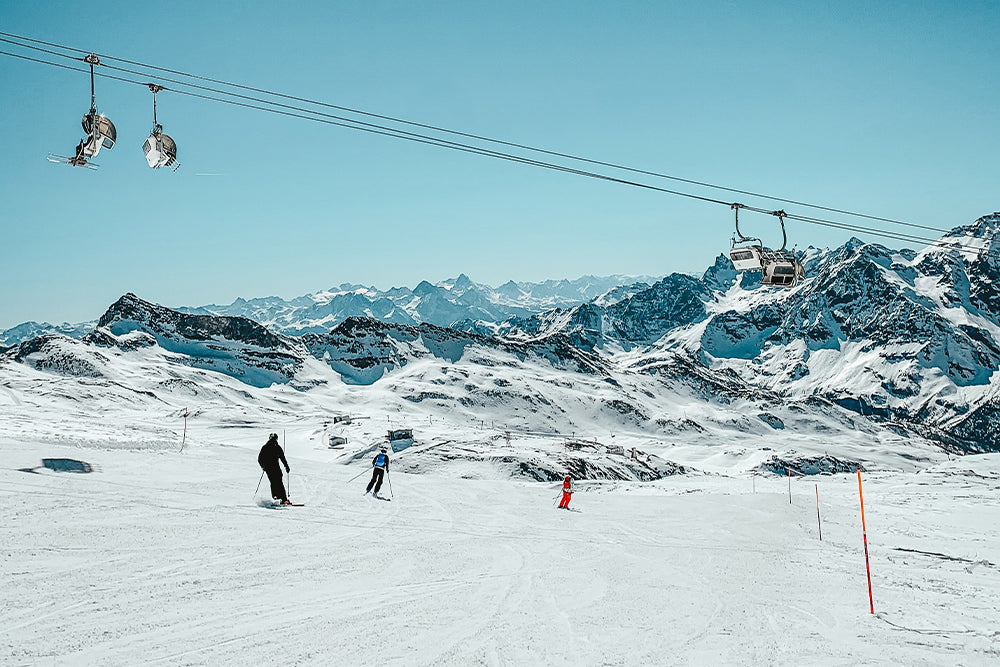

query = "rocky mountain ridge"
(177, 273), (660, 335)
(1, 274), (659, 345)
(6, 213), (1000, 457)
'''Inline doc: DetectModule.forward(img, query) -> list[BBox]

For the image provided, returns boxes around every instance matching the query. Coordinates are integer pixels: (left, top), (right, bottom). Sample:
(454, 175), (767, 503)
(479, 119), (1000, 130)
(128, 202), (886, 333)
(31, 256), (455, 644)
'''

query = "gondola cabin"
(81, 112), (116, 158)
(729, 245), (764, 271)
(762, 257), (805, 287)
(143, 130), (178, 169)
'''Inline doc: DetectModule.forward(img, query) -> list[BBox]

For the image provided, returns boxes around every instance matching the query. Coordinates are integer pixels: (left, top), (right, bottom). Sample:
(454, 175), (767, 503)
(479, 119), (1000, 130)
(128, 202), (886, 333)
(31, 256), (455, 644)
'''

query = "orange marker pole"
(858, 469), (874, 614)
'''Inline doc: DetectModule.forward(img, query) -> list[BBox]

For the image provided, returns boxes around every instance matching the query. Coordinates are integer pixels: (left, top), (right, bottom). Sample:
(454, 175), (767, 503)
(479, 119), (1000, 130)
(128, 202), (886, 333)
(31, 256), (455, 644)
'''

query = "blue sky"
(1, 0), (997, 329)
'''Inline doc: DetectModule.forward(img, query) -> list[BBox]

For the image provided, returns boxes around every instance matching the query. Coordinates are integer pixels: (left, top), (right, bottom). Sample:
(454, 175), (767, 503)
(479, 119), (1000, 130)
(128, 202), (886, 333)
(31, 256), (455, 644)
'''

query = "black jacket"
(258, 440), (289, 471)
(372, 452), (389, 471)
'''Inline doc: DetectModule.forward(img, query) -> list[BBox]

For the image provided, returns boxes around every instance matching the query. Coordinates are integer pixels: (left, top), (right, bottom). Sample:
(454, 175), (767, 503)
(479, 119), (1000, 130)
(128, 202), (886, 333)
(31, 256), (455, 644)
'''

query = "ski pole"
(253, 469), (265, 499)
(347, 466), (372, 484)
(386, 471), (394, 499)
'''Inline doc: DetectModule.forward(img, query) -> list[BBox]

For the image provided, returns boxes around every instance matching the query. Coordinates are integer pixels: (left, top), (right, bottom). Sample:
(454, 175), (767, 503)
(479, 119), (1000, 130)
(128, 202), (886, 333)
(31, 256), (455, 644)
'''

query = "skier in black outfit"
(258, 433), (290, 504)
(366, 447), (389, 496)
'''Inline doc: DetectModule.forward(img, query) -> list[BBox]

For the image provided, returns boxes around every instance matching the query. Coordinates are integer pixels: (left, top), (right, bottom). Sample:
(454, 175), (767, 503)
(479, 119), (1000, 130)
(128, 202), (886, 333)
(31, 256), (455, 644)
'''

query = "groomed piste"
(2, 404), (999, 664)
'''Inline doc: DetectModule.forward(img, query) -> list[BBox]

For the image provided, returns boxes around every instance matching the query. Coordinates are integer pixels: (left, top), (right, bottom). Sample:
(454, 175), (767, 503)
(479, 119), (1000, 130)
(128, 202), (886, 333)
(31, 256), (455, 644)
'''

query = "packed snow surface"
(2, 419), (999, 665)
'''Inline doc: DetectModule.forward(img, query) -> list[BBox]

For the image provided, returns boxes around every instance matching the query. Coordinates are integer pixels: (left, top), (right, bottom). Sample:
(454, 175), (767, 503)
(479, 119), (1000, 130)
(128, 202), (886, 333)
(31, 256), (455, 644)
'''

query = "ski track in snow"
(0, 382), (22, 407)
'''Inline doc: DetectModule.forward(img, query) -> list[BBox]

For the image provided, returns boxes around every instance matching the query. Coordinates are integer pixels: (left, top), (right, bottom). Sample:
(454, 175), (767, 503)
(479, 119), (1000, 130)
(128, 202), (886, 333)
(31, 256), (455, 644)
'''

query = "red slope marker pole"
(815, 483), (822, 541)
(858, 469), (874, 614)
(284, 429), (289, 498)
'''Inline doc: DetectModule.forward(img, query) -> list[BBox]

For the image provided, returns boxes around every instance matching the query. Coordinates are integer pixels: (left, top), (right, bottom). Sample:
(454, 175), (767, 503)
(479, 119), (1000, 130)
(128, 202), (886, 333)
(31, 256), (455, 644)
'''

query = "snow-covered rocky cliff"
(477, 213), (1000, 451)
(5, 214), (1000, 471)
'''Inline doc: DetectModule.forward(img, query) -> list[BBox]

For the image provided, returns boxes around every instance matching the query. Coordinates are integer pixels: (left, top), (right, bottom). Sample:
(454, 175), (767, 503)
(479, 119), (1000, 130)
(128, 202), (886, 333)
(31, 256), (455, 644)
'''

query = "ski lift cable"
(0, 30), (951, 236)
(781, 207), (995, 252)
(90, 56), (816, 229)
(0, 35), (595, 172)
(731, 201), (994, 256)
(1, 46), (995, 259)
(0, 32), (90, 56)
(0, 35), (982, 254)
(784, 212), (936, 244)
(0, 52), (987, 257)
(0, 49), (609, 175)
(3, 52), (733, 199)
(757, 206), (992, 254)
(0, 34), (81, 62)
(2, 39), (984, 256)
(0, 47), (745, 206)
(0, 39), (745, 206)
(0, 47), (89, 76)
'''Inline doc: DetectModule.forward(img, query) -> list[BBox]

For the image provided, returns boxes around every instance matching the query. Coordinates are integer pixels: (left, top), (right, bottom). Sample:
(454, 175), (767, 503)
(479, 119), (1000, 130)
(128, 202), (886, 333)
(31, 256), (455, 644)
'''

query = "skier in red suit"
(558, 475), (573, 509)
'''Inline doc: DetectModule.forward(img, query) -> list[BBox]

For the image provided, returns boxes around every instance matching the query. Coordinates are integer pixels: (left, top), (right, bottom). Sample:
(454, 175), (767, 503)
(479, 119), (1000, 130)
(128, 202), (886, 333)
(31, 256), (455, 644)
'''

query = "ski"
(47, 153), (99, 169)
(257, 500), (304, 508)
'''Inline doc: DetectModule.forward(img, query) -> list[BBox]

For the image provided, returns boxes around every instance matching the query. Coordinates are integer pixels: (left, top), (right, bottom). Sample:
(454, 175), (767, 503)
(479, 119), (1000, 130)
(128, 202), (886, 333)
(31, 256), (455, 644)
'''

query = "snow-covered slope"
(1, 290), (943, 479)
(4, 431), (997, 664)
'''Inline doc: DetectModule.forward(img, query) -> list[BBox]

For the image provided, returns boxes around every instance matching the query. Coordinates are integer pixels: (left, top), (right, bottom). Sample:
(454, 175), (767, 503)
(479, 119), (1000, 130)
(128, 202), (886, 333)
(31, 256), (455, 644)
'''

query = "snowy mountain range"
(174, 273), (660, 336)
(5, 213), (1000, 476)
(0, 274), (656, 346)
(0, 319), (96, 347)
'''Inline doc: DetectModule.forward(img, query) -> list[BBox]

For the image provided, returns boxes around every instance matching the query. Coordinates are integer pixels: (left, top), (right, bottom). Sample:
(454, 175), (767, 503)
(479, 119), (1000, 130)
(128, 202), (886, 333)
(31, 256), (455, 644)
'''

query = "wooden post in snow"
(815, 483), (822, 541)
(179, 407), (188, 453)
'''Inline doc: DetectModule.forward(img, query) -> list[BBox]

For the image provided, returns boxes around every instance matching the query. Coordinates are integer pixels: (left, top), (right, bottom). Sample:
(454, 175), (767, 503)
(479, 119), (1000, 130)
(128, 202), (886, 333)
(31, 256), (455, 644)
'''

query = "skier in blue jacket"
(366, 447), (390, 496)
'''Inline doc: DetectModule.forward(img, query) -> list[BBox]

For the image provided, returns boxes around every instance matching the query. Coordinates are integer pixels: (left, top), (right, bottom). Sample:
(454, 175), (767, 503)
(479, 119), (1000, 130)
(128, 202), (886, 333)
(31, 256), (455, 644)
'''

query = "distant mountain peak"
(916, 213), (1000, 264)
